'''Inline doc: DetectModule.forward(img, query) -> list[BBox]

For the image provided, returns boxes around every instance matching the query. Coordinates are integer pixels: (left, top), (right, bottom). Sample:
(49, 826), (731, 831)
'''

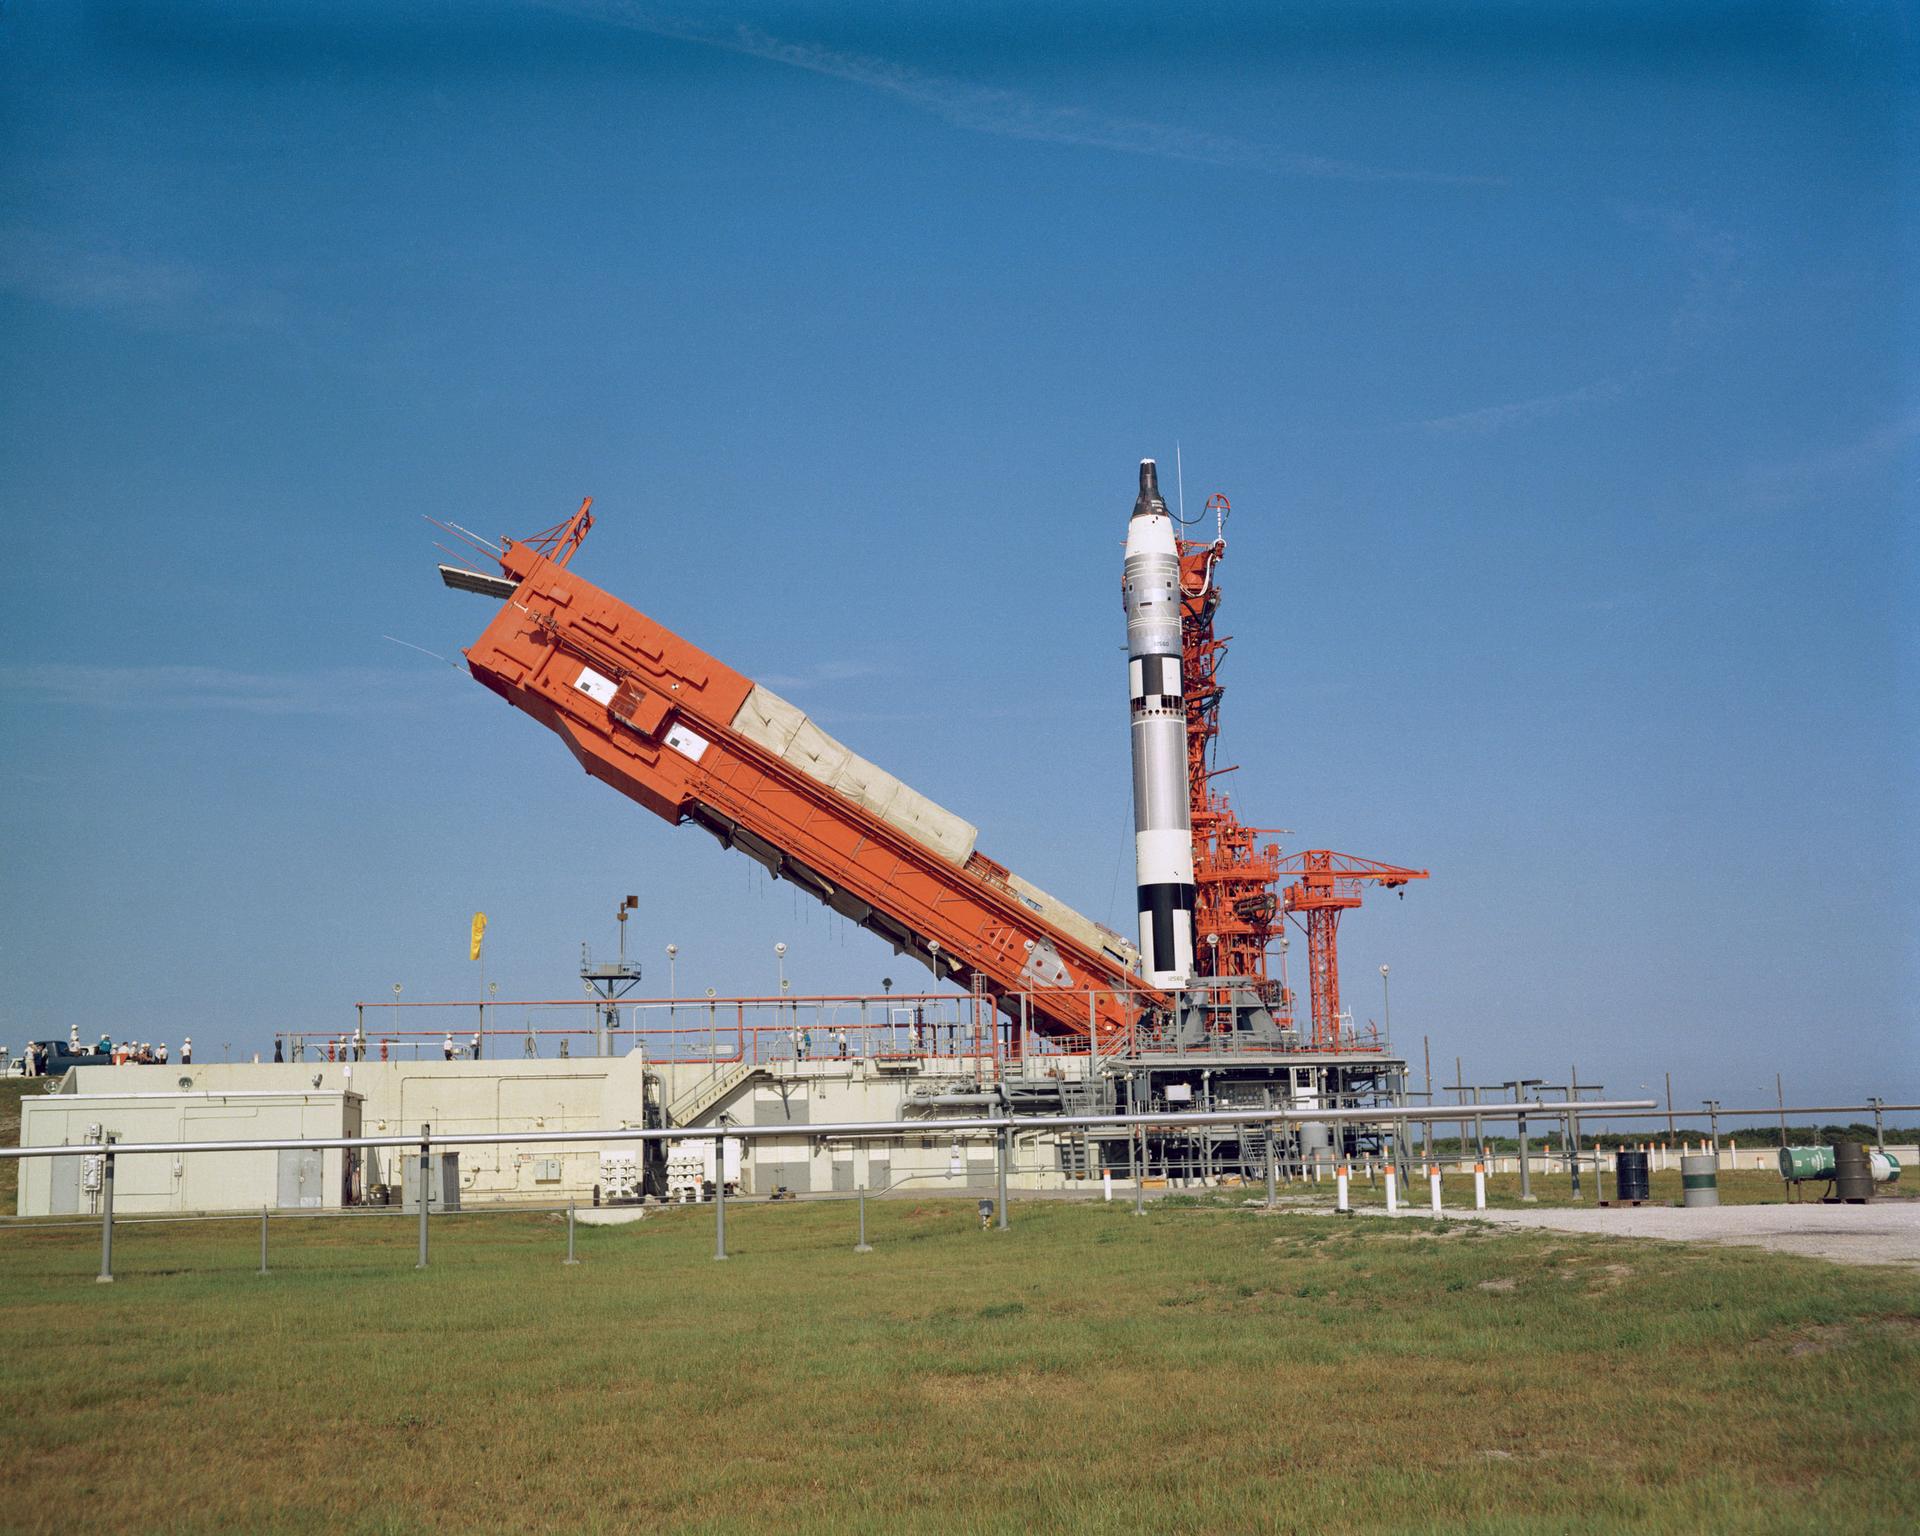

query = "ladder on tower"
(970, 972), (993, 1082)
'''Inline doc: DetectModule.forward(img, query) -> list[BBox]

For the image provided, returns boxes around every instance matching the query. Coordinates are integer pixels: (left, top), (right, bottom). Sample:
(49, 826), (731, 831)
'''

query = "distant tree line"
(1414, 1123), (1912, 1154)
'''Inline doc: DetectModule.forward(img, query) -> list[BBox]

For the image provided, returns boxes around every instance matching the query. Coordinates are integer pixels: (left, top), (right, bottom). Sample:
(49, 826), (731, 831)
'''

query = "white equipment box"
(664, 1137), (743, 1202)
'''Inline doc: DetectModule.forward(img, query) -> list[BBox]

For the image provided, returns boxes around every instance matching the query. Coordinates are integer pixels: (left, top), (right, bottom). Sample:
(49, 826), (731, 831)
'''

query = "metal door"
(277, 1148), (325, 1209)
(49, 1155), (80, 1215)
(759, 1160), (811, 1194)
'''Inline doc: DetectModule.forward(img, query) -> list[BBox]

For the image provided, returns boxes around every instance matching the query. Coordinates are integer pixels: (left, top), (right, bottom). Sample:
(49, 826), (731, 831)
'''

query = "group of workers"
(107, 1040), (178, 1066)
(788, 1027), (852, 1060)
(266, 1033), (491, 1064)
(6, 1034), (192, 1075)
(302, 1038), (382, 1063)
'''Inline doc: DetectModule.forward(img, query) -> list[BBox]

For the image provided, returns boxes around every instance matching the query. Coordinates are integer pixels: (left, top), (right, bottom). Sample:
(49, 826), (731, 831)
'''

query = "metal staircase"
(667, 1059), (760, 1127)
(1058, 1077), (1095, 1177)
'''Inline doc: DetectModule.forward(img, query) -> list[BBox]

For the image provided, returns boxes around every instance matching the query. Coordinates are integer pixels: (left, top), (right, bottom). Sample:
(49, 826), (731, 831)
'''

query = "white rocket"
(1123, 459), (1196, 987)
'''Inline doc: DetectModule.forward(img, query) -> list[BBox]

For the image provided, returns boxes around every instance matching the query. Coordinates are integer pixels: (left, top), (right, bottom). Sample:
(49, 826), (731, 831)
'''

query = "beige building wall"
(59, 1055), (656, 1206)
(17, 1091), (360, 1216)
(28, 1050), (1116, 1210)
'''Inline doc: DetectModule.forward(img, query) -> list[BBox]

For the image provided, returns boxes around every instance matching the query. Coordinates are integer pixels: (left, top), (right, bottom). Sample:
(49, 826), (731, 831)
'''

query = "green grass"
(2, 1199), (1916, 1534)
(1, 1076), (35, 1211)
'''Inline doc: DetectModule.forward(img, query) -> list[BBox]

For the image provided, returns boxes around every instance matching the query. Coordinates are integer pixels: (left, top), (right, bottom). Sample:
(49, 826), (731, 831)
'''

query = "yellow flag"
(469, 911), (487, 962)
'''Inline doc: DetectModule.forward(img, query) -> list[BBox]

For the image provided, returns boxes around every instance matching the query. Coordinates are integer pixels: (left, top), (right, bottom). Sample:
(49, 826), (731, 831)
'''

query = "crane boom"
(445, 507), (1158, 1042)
(1277, 850), (1429, 1050)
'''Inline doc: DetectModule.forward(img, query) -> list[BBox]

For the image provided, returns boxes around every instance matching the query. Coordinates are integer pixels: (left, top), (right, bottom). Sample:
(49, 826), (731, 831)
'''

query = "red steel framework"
(1276, 850), (1428, 1049)
(1178, 493), (1428, 1049)
(1178, 498), (1288, 1001)
(445, 490), (1424, 1053)
(446, 501), (1161, 1048)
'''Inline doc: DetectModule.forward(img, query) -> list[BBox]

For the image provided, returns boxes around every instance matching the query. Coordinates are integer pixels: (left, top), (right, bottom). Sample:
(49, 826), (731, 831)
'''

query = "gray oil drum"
(1779, 1145), (1835, 1183)
(1680, 1152), (1719, 1207)
(1614, 1150), (1651, 1202)
(1832, 1142), (1873, 1203)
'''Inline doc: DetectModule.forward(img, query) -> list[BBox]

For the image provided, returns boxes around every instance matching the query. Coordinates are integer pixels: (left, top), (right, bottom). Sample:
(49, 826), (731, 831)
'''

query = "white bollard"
(1474, 1161), (1487, 1211)
(1384, 1164), (1399, 1214)
(1336, 1163), (1350, 1213)
(1429, 1164), (1443, 1216)
(1102, 1169), (1113, 1202)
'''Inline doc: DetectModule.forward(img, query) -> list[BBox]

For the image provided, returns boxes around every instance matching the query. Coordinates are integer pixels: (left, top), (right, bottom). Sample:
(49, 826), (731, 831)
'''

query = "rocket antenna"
(1172, 444), (1206, 527)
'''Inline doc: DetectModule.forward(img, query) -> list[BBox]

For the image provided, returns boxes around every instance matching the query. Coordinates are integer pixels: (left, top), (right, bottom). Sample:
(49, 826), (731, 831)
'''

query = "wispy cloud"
(0, 664), (450, 716)
(540, 3), (1501, 187)
(1414, 205), (1753, 438)
(0, 225), (284, 330)
(1740, 407), (1920, 509)
(1619, 204), (1748, 340)
(755, 660), (894, 691)
(1420, 374), (1634, 435)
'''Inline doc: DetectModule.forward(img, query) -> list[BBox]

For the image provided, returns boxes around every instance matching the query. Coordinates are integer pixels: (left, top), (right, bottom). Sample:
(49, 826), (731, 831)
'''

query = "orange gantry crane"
(1177, 496), (1289, 998)
(1176, 493), (1427, 1048)
(440, 499), (1159, 1045)
(1277, 850), (1428, 1050)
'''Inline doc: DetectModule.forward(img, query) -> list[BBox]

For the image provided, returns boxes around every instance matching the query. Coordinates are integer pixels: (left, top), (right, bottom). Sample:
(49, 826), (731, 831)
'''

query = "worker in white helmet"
(181, 1037), (192, 1064)
(443, 1033), (454, 1061)
(157, 1042), (169, 1065)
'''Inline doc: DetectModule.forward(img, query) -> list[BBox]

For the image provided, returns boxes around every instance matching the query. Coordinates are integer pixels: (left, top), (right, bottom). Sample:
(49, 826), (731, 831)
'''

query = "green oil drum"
(1681, 1152), (1719, 1207)
(1779, 1145), (1835, 1182)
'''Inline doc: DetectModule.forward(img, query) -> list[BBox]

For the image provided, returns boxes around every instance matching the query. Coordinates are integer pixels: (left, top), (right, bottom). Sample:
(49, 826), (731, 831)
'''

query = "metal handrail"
(0, 1100), (1657, 1160)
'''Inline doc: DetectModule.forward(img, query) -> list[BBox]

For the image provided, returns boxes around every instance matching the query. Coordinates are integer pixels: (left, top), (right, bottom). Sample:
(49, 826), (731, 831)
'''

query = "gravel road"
(1460, 1199), (1920, 1269)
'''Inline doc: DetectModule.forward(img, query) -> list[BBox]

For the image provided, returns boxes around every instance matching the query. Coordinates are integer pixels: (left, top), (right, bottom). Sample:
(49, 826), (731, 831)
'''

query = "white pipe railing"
(0, 1099), (1659, 1161)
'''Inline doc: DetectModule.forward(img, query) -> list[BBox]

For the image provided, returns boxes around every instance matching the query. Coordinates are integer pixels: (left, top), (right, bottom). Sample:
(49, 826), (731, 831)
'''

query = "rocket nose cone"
(1132, 459), (1167, 520)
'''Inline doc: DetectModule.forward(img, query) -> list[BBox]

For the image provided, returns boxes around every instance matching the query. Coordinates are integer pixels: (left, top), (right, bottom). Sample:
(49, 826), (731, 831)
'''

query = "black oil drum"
(1832, 1141), (1873, 1203)
(1615, 1150), (1651, 1202)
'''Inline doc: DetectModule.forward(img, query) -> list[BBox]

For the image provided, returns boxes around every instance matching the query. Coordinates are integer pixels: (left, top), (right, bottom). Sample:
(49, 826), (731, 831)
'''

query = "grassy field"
(0, 1077), (33, 1211)
(2, 1195), (1916, 1535)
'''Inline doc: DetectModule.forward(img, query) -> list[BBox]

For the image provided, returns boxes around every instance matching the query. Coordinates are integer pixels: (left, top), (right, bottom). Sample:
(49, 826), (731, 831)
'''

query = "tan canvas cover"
(730, 685), (980, 867)
(1002, 870), (1142, 974)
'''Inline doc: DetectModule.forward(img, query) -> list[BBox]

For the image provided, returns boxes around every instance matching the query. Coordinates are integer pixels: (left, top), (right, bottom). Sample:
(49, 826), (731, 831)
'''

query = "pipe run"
(0, 1101), (1660, 1161)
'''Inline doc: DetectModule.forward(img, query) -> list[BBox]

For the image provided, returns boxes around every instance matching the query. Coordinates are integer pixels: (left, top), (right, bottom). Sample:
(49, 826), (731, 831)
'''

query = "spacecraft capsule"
(1123, 459), (1196, 987)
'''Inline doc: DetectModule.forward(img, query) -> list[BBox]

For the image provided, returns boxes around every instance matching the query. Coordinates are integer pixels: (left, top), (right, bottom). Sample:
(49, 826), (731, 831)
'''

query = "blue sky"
(1, 1), (1913, 1112)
